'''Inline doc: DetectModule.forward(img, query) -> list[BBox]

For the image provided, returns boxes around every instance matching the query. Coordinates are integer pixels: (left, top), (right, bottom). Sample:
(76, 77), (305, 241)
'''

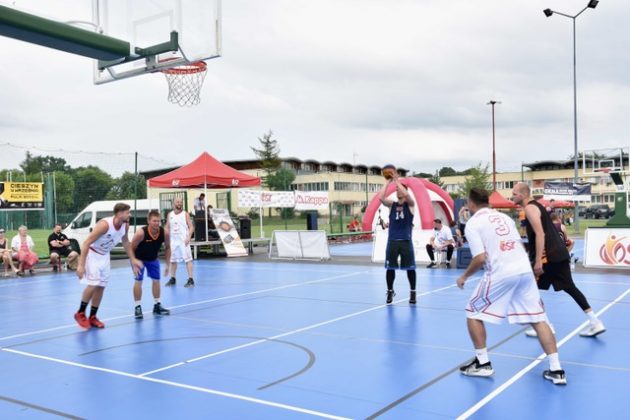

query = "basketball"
(382, 165), (397, 180)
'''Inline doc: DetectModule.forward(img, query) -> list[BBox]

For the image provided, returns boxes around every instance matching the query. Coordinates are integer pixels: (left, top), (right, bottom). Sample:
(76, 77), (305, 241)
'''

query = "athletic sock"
(78, 301), (88, 313)
(475, 348), (489, 364)
(586, 310), (598, 324)
(548, 352), (562, 371)
(154, 298), (160, 304)
(135, 301), (141, 307)
(89, 306), (99, 318)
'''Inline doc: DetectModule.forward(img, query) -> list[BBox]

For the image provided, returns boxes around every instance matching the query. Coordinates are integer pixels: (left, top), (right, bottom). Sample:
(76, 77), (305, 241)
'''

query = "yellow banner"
(0, 182), (44, 209)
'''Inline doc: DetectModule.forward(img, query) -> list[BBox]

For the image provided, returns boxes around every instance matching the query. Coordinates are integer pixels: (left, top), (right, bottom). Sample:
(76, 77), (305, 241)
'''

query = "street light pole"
(544, 0), (598, 234)
(487, 100), (501, 191)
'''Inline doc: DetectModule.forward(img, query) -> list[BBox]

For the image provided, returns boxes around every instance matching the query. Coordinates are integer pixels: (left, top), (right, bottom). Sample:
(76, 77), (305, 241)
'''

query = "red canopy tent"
(148, 152), (261, 189)
(148, 152), (261, 242)
(489, 191), (517, 209)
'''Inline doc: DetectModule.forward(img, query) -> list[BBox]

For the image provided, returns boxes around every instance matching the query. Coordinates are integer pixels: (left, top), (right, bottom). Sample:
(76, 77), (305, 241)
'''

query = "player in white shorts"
(456, 188), (566, 385)
(74, 203), (142, 329)
(164, 197), (195, 288)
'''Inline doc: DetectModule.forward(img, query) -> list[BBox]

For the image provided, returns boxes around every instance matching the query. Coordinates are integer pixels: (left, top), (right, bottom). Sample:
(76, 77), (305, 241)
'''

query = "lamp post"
(487, 100), (501, 191)
(543, 0), (599, 233)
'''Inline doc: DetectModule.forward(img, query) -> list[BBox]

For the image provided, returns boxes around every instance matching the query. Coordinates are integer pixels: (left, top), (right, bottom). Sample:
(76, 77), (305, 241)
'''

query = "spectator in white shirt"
(193, 194), (206, 214)
(11, 225), (39, 275)
(426, 218), (455, 268)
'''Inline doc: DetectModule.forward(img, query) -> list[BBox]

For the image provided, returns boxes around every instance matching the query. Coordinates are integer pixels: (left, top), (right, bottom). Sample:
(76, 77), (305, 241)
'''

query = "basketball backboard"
(92, 0), (222, 84)
(582, 147), (629, 177)
(0, 1), (221, 83)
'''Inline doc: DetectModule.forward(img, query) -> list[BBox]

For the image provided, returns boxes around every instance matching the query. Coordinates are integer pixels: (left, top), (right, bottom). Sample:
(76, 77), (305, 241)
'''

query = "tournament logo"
(171, 179), (180, 186)
(499, 240), (516, 251)
(599, 234), (630, 266)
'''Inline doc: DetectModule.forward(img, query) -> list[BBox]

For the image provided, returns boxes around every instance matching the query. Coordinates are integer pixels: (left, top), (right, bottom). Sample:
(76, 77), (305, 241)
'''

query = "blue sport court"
(1, 239), (628, 419)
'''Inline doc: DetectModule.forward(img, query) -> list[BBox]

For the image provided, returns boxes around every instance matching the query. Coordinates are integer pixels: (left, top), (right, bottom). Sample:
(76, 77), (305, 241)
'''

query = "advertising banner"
(584, 228), (630, 269)
(210, 208), (248, 257)
(0, 182), (44, 210)
(294, 191), (329, 210)
(237, 190), (295, 208)
(543, 182), (591, 202)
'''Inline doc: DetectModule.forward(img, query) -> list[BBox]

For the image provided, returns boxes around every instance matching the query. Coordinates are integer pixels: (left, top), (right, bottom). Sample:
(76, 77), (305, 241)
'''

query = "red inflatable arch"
(362, 177), (454, 232)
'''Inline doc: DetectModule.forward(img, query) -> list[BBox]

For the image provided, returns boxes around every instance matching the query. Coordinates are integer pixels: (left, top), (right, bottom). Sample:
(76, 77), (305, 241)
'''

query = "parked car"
(584, 204), (614, 219)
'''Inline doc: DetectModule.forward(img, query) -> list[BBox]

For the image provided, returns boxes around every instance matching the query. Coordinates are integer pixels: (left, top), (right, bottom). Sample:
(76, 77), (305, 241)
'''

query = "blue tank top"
(388, 202), (413, 241)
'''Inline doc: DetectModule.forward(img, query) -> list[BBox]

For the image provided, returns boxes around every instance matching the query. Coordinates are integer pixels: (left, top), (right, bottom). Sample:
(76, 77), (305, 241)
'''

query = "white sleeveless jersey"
(168, 210), (189, 242)
(465, 208), (532, 280)
(90, 217), (127, 255)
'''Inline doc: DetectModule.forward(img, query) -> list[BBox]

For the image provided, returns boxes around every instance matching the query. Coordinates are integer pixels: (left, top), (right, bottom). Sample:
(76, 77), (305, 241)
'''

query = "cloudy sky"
(1, 0), (629, 175)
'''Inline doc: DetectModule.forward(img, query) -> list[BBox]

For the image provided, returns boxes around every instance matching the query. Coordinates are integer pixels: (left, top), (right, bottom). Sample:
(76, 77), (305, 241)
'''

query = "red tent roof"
(148, 152), (261, 189)
(489, 191), (517, 209)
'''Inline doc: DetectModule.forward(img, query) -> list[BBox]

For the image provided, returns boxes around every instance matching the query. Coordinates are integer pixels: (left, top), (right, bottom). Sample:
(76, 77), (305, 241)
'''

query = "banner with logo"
(237, 190), (295, 208)
(0, 182), (44, 210)
(294, 191), (329, 210)
(584, 228), (630, 269)
(210, 208), (248, 257)
(543, 182), (591, 202)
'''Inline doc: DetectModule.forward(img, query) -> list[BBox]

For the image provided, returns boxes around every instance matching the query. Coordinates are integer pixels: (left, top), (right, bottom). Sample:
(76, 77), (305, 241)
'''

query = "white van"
(63, 199), (161, 247)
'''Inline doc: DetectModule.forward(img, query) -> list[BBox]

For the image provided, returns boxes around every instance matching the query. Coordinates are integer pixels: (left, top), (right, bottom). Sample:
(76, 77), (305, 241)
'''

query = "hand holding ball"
(382, 165), (397, 180)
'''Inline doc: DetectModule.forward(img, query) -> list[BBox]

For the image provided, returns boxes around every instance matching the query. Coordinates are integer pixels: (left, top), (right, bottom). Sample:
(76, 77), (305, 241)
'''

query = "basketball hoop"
(161, 60), (207, 107)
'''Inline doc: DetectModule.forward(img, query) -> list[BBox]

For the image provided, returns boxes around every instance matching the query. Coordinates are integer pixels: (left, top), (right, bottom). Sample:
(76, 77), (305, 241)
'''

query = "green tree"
(265, 167), (296, 191)
(438, 166), (457, 177)
(412, 171), (433, 178)
(53, 171), (75, 213)
(458, 163), (491, 196)
(265, 168), (296, 219)
(429, 170), (445, 188)
(20, 152), (70, 174)
(250, 130), (281, 182)
(107, 172), (147, 200)
(72, 166), (113, 211)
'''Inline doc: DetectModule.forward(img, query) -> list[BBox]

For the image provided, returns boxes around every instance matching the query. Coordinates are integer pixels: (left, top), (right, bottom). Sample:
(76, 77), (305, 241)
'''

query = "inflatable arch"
(363, 177), (456, 264)
(363, 177), (455, 231)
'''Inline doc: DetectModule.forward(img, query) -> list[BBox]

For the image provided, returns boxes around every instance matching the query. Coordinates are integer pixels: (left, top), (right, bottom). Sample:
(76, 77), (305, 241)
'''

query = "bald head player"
(512, 182), (605, 338)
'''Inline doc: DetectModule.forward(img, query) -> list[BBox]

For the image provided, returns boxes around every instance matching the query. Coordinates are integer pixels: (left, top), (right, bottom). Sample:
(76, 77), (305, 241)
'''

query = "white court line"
(0, 270), (372, 342)
(1, 348), (350, 420)
(139, 283), (462, 377)
(456, 286), (630, 420)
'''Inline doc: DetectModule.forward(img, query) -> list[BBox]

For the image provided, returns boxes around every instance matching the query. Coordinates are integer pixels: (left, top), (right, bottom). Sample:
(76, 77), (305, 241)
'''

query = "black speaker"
(306, 212), (318, 230)
(195, 220), (207, 241)
(239, 217), (251, 239)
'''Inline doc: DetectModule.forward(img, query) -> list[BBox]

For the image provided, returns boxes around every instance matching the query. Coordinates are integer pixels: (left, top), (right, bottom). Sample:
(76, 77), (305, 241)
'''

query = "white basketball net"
(162, 61), (208, 107)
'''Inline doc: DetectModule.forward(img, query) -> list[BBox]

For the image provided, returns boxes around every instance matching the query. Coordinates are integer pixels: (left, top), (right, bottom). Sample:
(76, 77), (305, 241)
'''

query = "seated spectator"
(347, 216), (361, 232)
(426, 218), (455, 268)
(449, 221), (464, 248)
(11, 225), (39, 275)
(0, 228), (20, 277)
(48, 223), (79, 272)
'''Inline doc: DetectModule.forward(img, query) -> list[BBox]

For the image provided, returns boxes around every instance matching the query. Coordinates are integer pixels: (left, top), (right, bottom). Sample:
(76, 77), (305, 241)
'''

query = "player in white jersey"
(74, 203), (142, 329)
(456, 188), (566, 385)
(164, 198), (195, 288)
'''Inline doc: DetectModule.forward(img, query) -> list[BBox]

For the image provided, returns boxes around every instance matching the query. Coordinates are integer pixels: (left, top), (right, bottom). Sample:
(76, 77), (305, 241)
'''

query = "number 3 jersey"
(465, 208), (532, 280)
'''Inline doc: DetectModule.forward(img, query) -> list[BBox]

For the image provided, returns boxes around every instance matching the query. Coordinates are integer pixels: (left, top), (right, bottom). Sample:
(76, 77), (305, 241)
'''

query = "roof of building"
(141, 157), (408, 178)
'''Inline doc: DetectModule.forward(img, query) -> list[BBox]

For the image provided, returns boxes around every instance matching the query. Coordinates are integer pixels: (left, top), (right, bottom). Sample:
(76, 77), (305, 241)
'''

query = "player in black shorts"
(48, 224), (79, 272)
(378, 165), (417, 305)
(512, 183), (605, 338)
(131, 210), (171, 319)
